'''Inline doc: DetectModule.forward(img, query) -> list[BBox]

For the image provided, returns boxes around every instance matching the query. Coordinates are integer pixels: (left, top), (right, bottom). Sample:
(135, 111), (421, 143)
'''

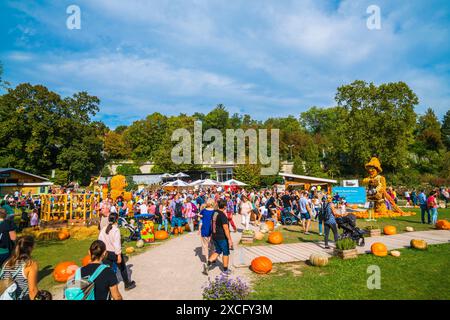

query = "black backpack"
(175, 201), (183, 218)
(319, 202), (332, 221)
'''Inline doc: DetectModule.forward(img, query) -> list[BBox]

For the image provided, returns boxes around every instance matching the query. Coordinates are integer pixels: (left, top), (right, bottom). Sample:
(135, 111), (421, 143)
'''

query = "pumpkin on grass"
(390, 250), (401, 257)
(265, 221), (274, 231)
(410, 239), (427, 250)
(254, 231), (264, 241)
(309, 254), (329, 267)
(154, 230), (169, 240)
(53, 261), (78, 282)
(58, 229), (70, 241)
(405, 226), (414, 232)
(371, 242), (388, 257)
(436, 220), (450, 230)
(136, 240), (144, 248)
(383, 225), (397, 235)
(125, 247), (135, 254)
(268, 231), (283, 245)
(251, 256), (273, 274)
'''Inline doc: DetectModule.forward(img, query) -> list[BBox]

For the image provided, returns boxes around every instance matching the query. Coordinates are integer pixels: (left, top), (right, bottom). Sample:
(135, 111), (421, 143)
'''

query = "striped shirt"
(0, 262), (28, 299)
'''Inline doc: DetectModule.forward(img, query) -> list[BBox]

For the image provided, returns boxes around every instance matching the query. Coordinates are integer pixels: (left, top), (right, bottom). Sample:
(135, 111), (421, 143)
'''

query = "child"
(20, 207), (30, 230)
(30, 208), (39, 230)
(158, 200), (169, 232)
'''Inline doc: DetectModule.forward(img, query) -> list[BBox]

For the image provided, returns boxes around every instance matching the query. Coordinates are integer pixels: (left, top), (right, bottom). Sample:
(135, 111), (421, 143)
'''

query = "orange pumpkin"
(383, 225), (397, 235)
(58, 230), (70, 241)
(173, 228), (179, 235)
(81, 255), (91, 267)
(436, 220), (450, 230)
(53, 261), (79, 282)
(251, 256), (273, 274)
(371, 242), (388, 257)
(265, 221), (274, 231)
(268, 231), (283, 245)
(154, 230), (169, 240)
(123, 191), (132, 201)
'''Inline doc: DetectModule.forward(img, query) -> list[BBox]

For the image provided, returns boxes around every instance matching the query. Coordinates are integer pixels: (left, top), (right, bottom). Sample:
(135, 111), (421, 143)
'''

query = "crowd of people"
(0, 183), (448, 300)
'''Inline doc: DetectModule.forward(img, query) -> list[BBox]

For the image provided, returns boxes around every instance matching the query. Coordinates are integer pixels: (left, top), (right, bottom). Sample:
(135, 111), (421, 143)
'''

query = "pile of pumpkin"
(371, 238), (428, 258)
(253, 221), (285, 245)
(353, 210), (416, 219)
(436, 219), (450, 230)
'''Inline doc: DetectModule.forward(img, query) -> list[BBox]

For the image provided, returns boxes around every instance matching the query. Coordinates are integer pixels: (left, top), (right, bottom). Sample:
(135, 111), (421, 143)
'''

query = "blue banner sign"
(332, 186), (366, 204)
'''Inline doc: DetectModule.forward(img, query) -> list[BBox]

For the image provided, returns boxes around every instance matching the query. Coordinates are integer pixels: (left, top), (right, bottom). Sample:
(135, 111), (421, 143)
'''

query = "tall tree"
(416, 108), (443, 151)
(441, 110), (450, 150)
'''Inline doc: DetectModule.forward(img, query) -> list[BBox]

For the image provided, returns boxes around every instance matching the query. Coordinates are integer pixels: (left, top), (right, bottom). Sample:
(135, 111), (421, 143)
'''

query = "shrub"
(365, 225), (379, 230)
(202, 274), (250, 300)
(335, 238), (356, 250)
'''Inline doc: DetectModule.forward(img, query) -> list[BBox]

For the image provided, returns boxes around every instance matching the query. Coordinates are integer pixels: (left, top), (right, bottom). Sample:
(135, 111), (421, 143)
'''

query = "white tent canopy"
(161, 173), (173, 178)
(200, 179), (220, 186)
(221, 179), (247, 186)
(163, 179), (189, 187)
(188, 179), (203, 186)
(173, 172), (189, 178)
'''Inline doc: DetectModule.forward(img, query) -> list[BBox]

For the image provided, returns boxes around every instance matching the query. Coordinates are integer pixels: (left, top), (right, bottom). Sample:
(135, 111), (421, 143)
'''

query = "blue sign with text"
(332, 187), (366, 204)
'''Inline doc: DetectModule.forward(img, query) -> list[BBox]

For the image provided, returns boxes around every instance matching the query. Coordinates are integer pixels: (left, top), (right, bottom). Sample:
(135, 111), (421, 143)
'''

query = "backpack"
(319, 202), (332, 221)
(175, 201), (183, 218)
(64, 264), (108, 300)
(0, 263), (26, 300)
(191, 202), (198, 214)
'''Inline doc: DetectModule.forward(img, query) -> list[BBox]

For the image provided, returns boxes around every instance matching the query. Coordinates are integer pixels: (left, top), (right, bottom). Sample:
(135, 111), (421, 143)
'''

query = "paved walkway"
(233, 229), (450, 267)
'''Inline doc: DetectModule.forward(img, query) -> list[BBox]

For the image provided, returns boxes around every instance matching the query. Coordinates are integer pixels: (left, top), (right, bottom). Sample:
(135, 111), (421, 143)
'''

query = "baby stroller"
(335, 214), (366, 246)
(280, 207), (299, 225)
(118, 217), (140, 242)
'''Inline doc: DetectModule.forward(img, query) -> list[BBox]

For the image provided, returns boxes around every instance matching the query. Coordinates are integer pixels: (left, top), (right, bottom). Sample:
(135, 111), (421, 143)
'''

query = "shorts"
(300, 212), (311, 220)
(213, 239), (230, 256)
(172, 217), (183, 227)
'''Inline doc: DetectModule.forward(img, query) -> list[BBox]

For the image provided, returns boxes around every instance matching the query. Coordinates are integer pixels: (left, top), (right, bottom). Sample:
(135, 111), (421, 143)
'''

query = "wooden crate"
(335, 248), (358, 259)
(368, 229), (381, 237)
(241, 233), (254, 244)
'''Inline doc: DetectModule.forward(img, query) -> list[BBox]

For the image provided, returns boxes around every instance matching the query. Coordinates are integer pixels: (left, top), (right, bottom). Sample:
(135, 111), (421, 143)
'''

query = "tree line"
(0, 64), (449, 187)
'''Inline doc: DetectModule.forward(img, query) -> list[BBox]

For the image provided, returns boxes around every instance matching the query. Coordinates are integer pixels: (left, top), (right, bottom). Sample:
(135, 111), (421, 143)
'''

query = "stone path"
(233, 229), (450, 267)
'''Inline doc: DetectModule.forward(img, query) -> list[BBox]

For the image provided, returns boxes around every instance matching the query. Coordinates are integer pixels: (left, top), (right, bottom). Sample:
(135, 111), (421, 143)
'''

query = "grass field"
(250, 243), (450, 300)
(243, 208), (450, 246)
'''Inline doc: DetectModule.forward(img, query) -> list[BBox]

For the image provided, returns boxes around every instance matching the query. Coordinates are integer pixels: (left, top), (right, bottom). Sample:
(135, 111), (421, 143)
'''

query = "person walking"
(321, 196), (339, 249)
(183, 197), (195, 233)
(198, 199), (215, 262)
(239, 195), (253, 231)
(0, 208), (17, 266)
(203, 199), (233, 275)
(0, 236), (39, 300)
(418, 189), (431, 224)
(98, 213), (136, 291)
(298, 191), (312, 234)
(427, 190), (439, 225)
(79, 240), (123, 300)
(225, 195), (237, 232)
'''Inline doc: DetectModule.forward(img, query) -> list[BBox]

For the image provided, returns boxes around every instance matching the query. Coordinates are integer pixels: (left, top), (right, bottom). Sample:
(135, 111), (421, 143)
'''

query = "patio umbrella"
(221, 179), (247, 186)
(188, 179), (203, 186)
(173, 172), (190, 178)
(161, 173), (173, 179)
(200, 179), (220, 186)
(170, 179), (190, 187)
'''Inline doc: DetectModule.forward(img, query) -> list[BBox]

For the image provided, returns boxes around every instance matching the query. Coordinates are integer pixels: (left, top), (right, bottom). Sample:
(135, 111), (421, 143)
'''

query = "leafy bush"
(202, 274), (250, 300)
(365, 225), (379, 231)
(335, 238), (356, 250)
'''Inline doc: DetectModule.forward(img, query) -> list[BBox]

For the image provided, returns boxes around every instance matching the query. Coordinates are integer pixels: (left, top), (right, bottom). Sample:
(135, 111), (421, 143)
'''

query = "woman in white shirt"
(240, 195), (253, 230)
(99, 213), (136, 291)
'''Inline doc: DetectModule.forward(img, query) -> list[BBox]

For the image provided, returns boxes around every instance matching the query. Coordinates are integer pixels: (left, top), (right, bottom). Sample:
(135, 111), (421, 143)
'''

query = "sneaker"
(222, 269), (232, 275)
(202, 263), (209, 275)
(124, 281), (136, 291)
(324, 245), (330, 249)
(304, 232), (310, 235)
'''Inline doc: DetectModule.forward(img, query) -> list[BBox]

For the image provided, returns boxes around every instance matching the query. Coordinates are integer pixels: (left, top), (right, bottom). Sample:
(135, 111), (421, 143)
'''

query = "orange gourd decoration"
(110, 175), (127, 190)
(81, 255), (91, 267)
(436, 220), (450, 230)
(53, 261), (79, 282)
(173, 228), (179, 235)
(123, 192), (132, 202)
(265, 221), (274, 231)
(251, 256), (273, 274)
(58, 230), (70, 241)
(371, 242), (388, 257)
(383, 225), (397, 235)
(154, 230), (169, 240)
(268, 231), (283, 245)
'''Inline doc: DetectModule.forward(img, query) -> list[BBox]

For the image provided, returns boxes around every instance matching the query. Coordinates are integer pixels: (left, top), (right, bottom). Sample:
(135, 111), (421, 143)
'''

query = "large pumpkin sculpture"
(81, 255), (91, 267)
(371, 242), (388, 257)
(154, 230), (169, 240)
(268, 231), (283, 245)
(110, 175), (127, 190)
(383, 225), (397, 235)
(265, 221), (275, 232)
(436, 220), (450, 230)
(309, 254), (329, 267)
(411, 239), (428, 250)
(251, 256), (273, 274)
(53, 261), (79, 282)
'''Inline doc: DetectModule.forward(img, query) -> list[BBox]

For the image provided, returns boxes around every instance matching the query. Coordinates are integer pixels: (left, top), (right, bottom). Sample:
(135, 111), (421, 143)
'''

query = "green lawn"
(250, 243), (450, 300)
(243, 208), (450, 246)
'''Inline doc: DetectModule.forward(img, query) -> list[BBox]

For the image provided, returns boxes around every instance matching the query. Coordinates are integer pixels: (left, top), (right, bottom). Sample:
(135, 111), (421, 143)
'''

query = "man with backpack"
(171, 194), (184, 234)
(203, 199), (233, 275)
(418, 189), (431, 224)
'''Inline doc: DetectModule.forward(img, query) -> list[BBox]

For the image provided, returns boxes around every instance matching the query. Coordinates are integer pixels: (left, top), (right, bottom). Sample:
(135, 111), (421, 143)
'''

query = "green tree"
(334, 80), (418, 175)
(104, 130), (130, 160)
(116, 164), (142, 175)
(416, 108), (443, 151)
(441, 110), (450, 150)
(233, 163), (261, 188)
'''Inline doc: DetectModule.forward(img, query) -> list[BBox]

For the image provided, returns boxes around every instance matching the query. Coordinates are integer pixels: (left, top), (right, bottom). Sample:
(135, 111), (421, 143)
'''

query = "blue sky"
(1, 0), (449, 128)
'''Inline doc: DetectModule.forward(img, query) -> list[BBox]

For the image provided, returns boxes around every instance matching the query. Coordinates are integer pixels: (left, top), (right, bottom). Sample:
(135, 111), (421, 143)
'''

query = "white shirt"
(139, 204), (148, 214)
(98, 225), (122, 255)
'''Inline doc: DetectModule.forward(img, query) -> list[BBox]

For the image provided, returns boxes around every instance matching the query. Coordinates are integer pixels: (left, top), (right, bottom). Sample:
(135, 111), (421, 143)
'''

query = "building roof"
(99, 174), (163, 186)
(0, 168), (49, 181)
(279, 172), (337, 184)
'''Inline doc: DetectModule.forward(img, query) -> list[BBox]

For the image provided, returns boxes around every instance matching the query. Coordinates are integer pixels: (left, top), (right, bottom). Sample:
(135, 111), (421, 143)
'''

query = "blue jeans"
(318, 217), (323, 234)
(213, 239), (230, 256)
(158, 219), (168, 231)
(420, 204), (430, 223)
(430, 208), (438, 225)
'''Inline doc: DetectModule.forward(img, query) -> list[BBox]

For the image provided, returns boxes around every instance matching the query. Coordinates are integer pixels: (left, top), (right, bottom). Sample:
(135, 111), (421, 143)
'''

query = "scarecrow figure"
(362, 156), (387, 213)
